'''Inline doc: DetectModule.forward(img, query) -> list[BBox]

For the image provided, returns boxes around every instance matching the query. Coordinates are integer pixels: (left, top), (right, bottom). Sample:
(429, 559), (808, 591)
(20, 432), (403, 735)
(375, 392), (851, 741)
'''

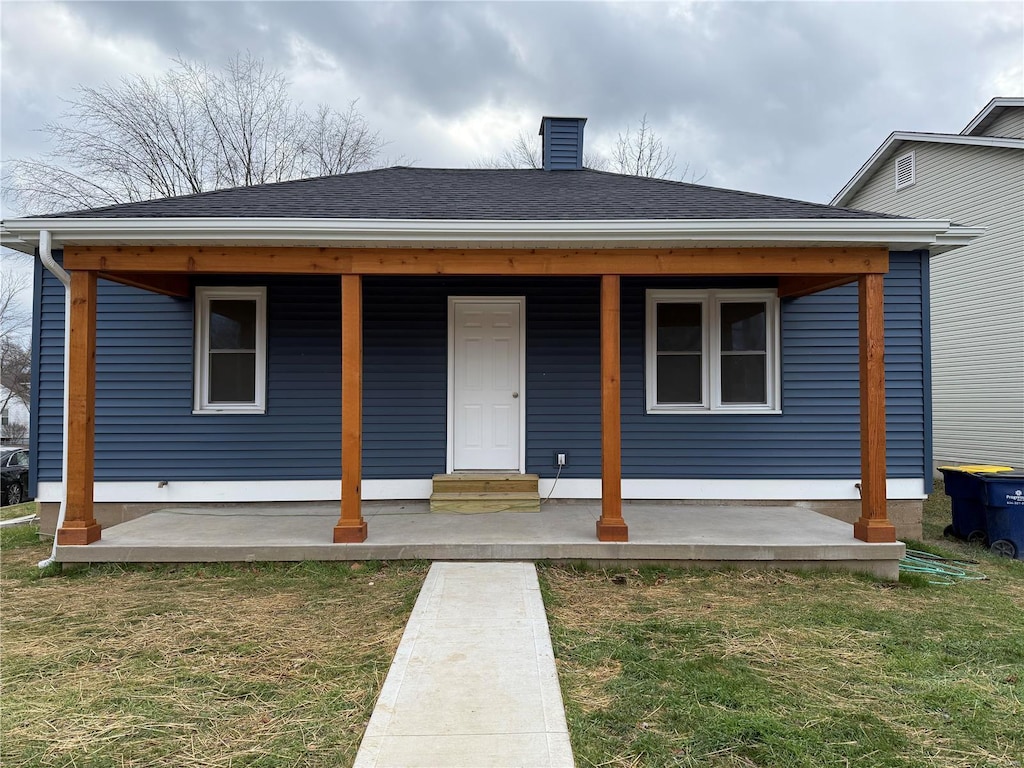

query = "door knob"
(512, 392), (519, 399)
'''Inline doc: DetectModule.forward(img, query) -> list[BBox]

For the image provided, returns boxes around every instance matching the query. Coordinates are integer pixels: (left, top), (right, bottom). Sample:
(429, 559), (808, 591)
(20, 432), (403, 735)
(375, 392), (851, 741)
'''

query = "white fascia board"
(1, 215), (981, 251)
(832, 131), (1024, 207)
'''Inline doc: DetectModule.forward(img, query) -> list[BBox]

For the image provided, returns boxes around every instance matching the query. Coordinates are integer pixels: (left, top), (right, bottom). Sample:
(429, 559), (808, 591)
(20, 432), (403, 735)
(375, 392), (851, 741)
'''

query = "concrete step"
(431, 473), (539, 494)
(429, 492), (541, 514)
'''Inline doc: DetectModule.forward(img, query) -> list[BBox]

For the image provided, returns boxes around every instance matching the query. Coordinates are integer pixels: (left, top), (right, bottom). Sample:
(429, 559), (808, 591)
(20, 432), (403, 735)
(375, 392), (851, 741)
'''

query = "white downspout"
(37, 230), (72, 569)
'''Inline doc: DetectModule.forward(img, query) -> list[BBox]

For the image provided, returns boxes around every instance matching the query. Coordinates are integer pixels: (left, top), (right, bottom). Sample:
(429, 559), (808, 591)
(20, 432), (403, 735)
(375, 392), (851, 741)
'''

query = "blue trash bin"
(979, 472), (1024, 559)
(938, 465), (1013, 544)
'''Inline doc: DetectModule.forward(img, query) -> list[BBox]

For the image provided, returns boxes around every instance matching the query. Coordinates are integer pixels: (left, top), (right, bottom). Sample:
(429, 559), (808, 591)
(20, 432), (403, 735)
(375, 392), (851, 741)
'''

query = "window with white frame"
(646, 289), (780, 413)
(194, 286), (267, 413)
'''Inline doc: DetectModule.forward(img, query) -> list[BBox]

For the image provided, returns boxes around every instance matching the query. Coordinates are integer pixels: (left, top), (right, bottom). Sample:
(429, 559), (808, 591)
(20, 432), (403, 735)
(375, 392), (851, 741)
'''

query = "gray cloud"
(2, 0), (1021, 212)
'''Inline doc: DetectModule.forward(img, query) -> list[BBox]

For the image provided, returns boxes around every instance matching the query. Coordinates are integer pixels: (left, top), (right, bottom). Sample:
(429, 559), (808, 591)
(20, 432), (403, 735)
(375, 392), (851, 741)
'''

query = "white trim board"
(37, 478), (927, 504)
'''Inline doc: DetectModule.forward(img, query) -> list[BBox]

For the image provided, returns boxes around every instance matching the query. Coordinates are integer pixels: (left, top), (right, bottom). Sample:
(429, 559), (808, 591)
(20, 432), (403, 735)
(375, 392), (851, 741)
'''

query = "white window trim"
(193, 286), (267, 414)
(645, 288), (781, 414)
(894, 151), (916, 191)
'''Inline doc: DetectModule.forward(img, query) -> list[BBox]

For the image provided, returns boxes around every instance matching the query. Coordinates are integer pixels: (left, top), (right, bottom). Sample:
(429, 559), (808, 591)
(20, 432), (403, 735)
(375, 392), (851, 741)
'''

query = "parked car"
(1, 447), (30, 506)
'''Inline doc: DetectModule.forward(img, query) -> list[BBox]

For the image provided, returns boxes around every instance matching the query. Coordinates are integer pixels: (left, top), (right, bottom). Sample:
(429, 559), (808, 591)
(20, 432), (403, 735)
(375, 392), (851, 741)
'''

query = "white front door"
(449, 297), (524, 472)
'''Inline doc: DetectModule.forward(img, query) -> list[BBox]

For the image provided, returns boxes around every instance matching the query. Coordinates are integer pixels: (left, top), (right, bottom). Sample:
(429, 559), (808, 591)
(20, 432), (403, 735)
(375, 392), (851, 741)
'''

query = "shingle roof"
(51, 167), (895, 221)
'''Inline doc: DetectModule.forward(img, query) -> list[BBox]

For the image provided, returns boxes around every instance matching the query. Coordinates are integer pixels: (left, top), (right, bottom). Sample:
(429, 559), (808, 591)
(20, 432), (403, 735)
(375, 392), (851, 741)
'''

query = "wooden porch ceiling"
(67, 245), (888, 299)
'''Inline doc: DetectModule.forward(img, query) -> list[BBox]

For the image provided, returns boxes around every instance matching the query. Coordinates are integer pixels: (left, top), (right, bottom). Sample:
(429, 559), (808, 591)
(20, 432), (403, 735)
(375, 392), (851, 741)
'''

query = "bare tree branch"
(2, 53), (388, 214)
(1, 266), (32, 416)
(613, 114), (677, 179)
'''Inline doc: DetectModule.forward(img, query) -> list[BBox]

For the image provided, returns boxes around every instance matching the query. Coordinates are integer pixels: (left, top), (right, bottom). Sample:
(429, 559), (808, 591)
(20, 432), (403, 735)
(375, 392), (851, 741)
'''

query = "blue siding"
(35, 253), (928, 485)
(920, 251), (934, 490)
(28, 253), (44, 498)
(541, 117), (586, 171)
(617, 253), (925, 478)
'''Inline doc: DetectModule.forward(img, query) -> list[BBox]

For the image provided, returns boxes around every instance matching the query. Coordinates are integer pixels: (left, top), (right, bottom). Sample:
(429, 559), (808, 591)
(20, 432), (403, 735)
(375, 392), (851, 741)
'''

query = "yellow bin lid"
(938, 465), (1014, 473)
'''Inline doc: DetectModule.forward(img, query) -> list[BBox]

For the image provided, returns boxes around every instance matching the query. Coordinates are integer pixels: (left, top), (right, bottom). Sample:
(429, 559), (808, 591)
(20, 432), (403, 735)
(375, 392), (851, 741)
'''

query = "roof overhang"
(832, 131), (1024, 206)
(0, 216), (983, 256)
(961, 97), (1024, 136)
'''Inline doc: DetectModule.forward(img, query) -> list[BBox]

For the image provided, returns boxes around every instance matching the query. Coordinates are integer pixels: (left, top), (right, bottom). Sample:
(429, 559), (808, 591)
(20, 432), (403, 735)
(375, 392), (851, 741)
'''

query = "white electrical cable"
(542, 464), (563, 504)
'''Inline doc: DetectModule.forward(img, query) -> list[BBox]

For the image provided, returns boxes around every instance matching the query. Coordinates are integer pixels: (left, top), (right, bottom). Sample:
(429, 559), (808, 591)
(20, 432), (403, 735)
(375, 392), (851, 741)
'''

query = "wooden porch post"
(597, 275), (628, 542)
(854, 273), (896, 543)
(57, 270), (101, 545)
(334, 274), (368, 543)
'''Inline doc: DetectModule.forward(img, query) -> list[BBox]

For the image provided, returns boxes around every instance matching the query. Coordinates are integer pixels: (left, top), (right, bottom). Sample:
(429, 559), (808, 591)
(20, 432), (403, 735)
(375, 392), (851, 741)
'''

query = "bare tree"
(478, 129), (608, 170)
(612, 114), (678, 179)
(1, 266), (32, 420)
(477, 130), (542, 169)
(483, 116), (707, 180)
(300, 102), (388, 176)
(3, 54), (389, 214)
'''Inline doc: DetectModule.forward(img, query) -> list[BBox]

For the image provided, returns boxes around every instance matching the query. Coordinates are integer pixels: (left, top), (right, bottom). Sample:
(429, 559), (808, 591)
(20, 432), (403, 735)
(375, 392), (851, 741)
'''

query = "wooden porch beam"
(57, 271), (101, 545)
(65, 245), (889, 277)
(334, 274), (368, 543)
(597, 275), (628, 542)
(854, 273), (896, 543)
(777, 274), (858, 298)
(98, 271), (190, 297)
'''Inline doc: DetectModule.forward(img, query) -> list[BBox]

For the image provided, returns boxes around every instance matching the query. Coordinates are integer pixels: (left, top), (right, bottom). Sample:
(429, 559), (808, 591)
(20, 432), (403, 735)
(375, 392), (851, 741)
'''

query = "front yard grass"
(0, 500), (37, 521)
(0, 527), (428, 767)
(542, 485), (1024, 767)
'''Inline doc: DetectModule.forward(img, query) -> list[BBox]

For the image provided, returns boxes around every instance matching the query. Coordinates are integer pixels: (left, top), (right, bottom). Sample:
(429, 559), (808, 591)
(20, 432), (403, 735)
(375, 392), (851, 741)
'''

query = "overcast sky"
(2, 0), (1022, 220)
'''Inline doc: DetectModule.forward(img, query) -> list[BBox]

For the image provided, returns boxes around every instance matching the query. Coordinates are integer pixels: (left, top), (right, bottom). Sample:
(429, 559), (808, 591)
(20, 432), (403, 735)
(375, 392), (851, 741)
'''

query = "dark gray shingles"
(48, 167), (897, 220)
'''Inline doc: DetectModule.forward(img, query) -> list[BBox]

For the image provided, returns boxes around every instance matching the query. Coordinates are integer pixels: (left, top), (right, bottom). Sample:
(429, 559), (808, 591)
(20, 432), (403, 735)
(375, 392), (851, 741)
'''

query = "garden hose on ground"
(899, 549), (988, 585)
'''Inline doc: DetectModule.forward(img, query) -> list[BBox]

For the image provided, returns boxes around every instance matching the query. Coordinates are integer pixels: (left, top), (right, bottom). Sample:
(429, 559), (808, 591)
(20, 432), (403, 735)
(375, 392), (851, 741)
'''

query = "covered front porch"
(54, 501), (906, 579)
(53, 244), (899, 549)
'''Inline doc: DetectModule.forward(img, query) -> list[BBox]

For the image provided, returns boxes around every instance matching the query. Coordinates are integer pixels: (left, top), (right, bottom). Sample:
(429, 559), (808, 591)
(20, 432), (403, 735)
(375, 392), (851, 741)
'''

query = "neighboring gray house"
(833, 97), (1024, 471)
(1, 385), (30, 445)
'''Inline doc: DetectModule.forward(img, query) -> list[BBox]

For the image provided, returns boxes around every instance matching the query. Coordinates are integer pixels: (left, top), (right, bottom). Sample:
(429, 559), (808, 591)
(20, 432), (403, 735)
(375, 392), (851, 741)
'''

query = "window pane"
(210, 352), (256, 402)
(210, 300), (257, 350)
(721, 354), (767, 403)
(657, 303), (702, 352)
(657, 354), (702, 403)
(721, 302), (766, 352)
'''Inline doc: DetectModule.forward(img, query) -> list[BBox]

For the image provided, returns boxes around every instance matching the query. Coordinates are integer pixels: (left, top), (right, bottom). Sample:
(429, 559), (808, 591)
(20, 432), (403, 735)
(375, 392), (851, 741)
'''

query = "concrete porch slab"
(54, 501), (905, 579)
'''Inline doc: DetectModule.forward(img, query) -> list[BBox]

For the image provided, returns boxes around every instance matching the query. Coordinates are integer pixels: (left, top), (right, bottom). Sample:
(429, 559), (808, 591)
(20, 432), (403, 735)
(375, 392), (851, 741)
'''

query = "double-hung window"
(646, 289), (780, 413)
(194, 286), (267, 414)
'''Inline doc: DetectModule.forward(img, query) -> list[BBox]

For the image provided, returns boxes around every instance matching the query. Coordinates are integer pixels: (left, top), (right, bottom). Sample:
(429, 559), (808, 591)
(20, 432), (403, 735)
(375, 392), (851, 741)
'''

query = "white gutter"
(36, 230), (71, 570)
(1, 216), (984, 253)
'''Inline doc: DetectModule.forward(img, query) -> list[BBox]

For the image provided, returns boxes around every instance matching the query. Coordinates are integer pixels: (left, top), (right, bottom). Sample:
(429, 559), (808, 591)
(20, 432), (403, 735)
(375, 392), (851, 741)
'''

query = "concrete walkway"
(353, 562), (574, 768)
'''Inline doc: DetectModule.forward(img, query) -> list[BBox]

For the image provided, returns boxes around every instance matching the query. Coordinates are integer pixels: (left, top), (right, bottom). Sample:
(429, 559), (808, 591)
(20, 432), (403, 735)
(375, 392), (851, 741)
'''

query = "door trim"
(446, 296), (526, 474)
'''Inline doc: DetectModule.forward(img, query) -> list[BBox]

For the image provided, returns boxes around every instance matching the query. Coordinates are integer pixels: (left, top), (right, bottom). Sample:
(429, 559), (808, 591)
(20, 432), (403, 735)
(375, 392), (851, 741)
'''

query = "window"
(646, 289), (780, 413)
(895, 151), (915, 191)
(194, 286), (267, 413)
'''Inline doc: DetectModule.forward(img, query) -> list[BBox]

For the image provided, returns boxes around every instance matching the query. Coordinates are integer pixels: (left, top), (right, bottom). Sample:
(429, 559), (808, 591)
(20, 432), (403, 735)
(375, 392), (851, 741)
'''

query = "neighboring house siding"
(983, 109), (1024, 139)
(35, 256), (928, 486)
(846, 141), (1024, 468)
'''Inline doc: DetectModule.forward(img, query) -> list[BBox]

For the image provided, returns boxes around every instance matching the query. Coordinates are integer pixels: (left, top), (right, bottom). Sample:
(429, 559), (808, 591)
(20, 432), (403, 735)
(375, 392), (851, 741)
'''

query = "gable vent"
(895, 151), (915, 191)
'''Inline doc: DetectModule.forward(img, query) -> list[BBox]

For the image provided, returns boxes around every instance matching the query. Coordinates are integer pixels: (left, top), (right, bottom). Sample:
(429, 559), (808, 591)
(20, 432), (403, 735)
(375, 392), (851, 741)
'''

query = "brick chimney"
(538, 116), (587, 170)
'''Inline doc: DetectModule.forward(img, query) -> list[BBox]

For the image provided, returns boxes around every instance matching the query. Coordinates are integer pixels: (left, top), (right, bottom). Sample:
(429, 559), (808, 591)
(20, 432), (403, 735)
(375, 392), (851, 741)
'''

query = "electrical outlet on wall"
(554, 452), (568, 467)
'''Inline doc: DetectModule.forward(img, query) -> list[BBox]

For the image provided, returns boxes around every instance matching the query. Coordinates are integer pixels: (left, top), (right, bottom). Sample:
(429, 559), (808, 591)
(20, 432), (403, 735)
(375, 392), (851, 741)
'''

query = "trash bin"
(978, 472), (1024, 559)
(938, 465), (1014, 544)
